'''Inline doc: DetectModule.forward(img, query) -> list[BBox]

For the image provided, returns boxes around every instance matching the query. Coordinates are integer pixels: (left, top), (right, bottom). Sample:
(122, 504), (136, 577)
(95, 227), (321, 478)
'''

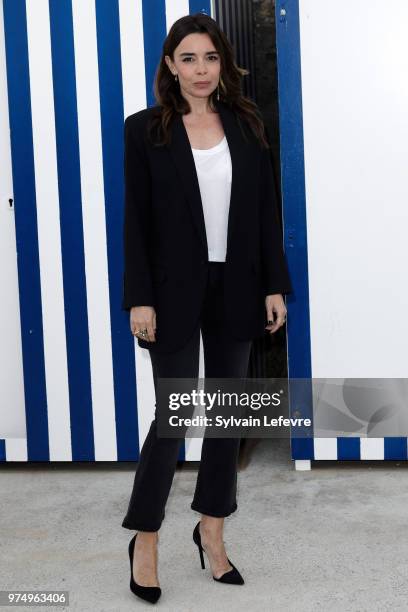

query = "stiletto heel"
(128, 533), (162, 604)
(197, 536), (206, 569)
(192, 521), (244, 585)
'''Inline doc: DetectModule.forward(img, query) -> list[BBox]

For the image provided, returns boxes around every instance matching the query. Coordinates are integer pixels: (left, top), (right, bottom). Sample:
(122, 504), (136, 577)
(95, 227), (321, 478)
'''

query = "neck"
(181, 91), (216, 117)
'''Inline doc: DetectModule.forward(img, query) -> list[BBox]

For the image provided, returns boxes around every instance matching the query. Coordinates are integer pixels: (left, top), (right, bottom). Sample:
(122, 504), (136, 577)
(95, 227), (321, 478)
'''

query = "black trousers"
(121, 262), (253, 532)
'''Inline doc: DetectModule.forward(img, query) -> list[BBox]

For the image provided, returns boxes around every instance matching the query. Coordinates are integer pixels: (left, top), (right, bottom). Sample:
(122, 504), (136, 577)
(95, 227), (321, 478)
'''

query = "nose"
(196, 59), (208, 74)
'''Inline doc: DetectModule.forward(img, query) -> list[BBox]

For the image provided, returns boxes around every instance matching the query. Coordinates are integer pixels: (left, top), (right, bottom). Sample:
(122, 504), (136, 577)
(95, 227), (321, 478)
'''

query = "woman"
(121, 13), (292, 604)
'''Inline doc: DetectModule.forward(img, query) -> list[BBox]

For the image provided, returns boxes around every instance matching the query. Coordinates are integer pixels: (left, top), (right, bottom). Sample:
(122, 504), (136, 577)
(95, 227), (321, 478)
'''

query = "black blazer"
(122, 98), (293, 353)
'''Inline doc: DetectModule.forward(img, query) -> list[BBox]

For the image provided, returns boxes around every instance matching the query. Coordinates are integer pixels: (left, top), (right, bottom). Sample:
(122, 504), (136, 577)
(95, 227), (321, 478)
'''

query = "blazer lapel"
(167, 99), (250, 261)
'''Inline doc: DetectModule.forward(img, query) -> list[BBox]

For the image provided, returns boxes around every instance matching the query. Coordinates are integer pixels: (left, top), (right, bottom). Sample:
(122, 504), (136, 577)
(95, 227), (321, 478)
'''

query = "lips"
(195, 82), (210, 85)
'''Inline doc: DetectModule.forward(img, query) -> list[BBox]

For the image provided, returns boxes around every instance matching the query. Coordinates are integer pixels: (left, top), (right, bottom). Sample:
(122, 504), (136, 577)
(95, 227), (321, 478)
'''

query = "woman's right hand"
(130, 306), (156, 342)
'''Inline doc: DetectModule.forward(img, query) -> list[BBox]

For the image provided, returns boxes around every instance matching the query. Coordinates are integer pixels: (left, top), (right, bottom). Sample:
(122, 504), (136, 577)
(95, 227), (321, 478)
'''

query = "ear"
(164, 55), (174, 75)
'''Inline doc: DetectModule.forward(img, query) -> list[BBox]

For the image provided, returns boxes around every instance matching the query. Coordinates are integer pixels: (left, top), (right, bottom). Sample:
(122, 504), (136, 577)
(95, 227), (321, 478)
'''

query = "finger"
(266, 323), (279, 334)
(131, 321), (144, 336)
(265, 304), (276, 328)
(265, 307), (274, 325)
(132, 322), (152, 341)
(132, 327), (146, 340)
(274, 314), (286, 327)
(266, 315), (286, 333)
(130, 322), (137, 335)
(147, 323), (156, 342)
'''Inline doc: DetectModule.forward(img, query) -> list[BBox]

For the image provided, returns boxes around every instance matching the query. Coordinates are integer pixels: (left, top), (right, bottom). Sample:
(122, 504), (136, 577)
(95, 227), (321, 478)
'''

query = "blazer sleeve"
(259, 125), (293, 296)
(122, 115), (154, 311)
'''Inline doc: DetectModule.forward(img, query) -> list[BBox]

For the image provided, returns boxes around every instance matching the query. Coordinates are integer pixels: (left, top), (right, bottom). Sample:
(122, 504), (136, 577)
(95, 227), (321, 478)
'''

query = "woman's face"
(165, 32), (221, 100)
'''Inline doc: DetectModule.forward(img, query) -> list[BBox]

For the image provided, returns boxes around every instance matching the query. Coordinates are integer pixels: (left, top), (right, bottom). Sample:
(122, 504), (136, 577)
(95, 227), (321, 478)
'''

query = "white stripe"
(119, 0), (208, 458)
(294, 460), (311, 471)
(119, 0), (146, 118)
(72, 0), (117, 460)
(360, 437), (384, 460)
(134, 351), (155, 449)
(165, 0), (190, 32)
(185, 331), (205, 460)
(119, 0), (153, 449)
(26, 0), (72, 461)
(5, 438), (28, 462)
(165, 0), (204, 460)
(0, 1), (27, 448)
(313, 437), (337, 460)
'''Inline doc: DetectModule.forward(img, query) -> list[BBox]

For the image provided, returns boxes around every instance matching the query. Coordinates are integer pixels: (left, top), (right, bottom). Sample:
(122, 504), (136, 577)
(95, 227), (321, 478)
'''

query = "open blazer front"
(122, 98), (293, 353)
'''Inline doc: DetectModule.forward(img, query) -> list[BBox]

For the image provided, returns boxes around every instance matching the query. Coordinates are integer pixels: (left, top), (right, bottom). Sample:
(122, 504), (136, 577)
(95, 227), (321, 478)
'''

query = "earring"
(217, 75), (226, 100)
(174, 74), (178, 82)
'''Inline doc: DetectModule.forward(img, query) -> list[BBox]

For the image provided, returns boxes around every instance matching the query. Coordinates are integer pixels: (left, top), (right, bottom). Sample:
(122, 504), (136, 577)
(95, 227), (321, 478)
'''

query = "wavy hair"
(146, 13), (270, 149)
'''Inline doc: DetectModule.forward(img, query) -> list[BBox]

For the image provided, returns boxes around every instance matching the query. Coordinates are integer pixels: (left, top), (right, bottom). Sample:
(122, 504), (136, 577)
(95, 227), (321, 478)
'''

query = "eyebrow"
(179, 51), (219, 56)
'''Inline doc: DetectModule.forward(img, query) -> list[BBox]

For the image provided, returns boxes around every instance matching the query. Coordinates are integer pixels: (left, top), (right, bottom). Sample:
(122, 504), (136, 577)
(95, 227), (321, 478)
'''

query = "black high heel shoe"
(128, 533), (162, 604)
(192, 521), (244, 585)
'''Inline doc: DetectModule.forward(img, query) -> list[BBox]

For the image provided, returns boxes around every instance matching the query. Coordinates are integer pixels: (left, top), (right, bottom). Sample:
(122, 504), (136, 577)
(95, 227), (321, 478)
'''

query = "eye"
(182, 57), (193, 62)
(208, 55), (219, 61)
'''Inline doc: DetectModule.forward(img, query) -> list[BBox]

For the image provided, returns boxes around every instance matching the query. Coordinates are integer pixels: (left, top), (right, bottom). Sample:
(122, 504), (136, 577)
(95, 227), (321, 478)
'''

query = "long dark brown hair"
(146, 13), (270, 149)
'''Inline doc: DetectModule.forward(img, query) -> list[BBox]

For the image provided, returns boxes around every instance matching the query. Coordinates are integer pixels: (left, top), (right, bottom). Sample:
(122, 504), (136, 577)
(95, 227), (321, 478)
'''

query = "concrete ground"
(1, 439), (408, 612)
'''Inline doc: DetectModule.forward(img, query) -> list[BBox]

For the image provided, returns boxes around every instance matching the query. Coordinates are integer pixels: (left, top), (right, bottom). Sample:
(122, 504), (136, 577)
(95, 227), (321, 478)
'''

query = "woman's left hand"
(265, 294), (287, 334)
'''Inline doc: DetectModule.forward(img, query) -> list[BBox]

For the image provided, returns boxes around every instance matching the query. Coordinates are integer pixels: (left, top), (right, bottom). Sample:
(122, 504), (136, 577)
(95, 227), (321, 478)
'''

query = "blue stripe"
(142, 0), (167, 108)
(291, 438), (314, 460)
(275, 0), (312, 379)
(189, 0), (212, 15)
(49, 0), (95, 460)
(3, 0), (50, 461)
(95, 0), (139, 460)
(184, 1), (212, 461)
(384, 437), (408, 460)
(140, 0), (186, 460)
(337, 437), (361, 460)
(289, 378), (314, 459)
(0, 440), (6, 462)
(275, 0), (313, 457)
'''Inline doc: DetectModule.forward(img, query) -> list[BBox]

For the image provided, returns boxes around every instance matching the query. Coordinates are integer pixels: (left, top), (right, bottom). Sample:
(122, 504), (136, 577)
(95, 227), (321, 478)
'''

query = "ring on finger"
(134, 327), (148, 338)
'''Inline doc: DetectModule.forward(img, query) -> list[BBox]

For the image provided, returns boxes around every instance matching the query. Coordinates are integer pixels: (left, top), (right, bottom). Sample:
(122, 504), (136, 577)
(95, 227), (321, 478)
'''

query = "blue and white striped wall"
(1, 0), (212, 462)
(4, 0), (405, 465)
(277, 0), (408, 463)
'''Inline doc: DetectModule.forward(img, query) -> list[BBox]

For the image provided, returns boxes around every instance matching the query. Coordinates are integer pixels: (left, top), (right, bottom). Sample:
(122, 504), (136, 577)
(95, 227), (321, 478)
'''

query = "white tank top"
(191, 135), (232, 262)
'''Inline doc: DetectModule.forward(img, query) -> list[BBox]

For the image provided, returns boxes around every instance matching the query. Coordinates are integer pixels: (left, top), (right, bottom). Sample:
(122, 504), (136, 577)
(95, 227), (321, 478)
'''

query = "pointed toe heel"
(192, 521), (244, 585)
(128, 534), (162, 604)
(213, 557), (245, 585)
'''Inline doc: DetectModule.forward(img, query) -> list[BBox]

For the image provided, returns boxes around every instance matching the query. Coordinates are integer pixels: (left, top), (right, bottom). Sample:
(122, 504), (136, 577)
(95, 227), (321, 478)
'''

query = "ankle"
(200, 517), (224, 535)
(136, 531), (159, 544)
